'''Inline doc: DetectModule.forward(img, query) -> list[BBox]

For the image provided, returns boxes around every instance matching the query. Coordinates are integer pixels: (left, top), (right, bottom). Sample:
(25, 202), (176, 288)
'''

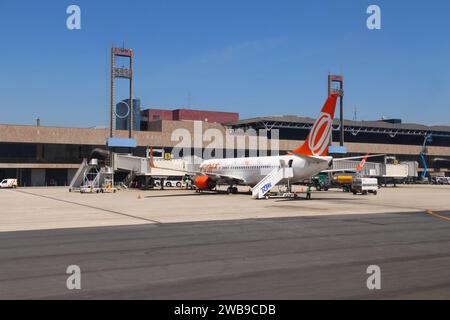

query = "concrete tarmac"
(1, 211), (450, 299)
(1, 185), (450, 299)
(1, 185), (450, 232)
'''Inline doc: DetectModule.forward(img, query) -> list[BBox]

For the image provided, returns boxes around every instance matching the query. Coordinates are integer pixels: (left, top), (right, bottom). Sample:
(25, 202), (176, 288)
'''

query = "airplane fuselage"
(199, 155), (332, 187)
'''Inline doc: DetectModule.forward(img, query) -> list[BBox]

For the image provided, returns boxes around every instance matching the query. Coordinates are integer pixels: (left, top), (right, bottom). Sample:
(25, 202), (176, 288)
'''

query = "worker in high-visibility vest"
(306, 185), (312, 200)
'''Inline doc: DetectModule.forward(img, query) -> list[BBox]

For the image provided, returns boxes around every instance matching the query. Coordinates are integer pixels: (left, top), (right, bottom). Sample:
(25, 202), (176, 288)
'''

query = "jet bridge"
(113, 154), (150, 174)
(112, 153), (190, 177)
(69, 153), (191, 192)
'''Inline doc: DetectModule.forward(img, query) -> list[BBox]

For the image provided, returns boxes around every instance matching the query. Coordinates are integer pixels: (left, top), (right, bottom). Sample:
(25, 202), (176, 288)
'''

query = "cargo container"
(401, 161), (419, 183)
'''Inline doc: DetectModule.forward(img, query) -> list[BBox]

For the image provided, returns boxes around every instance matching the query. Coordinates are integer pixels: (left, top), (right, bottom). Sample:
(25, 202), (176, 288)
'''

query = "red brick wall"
(143, 108), (239, 124)
(173, 109), (239, 123)
(145, 109), (174, 121)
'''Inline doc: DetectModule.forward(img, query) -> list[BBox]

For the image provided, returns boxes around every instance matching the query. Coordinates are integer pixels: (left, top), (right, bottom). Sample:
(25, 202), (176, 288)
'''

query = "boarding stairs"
(69, 159), (92, 192)
(80, 167), (101, 192)
(252, 161), (294, 199)
(120, 171), (136, 189)
(69, 158), (115, 193)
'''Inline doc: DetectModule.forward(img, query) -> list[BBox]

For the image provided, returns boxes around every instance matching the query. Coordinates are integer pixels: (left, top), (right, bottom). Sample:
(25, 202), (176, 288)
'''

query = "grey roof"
(227, 116), (450, 134)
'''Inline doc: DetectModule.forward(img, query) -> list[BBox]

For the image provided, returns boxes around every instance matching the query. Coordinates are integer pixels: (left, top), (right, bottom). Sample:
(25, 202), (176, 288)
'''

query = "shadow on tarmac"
(144, 191), (252, 198)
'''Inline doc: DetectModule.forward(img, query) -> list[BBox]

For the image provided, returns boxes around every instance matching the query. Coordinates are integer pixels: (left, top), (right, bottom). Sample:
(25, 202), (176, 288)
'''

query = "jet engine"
(194, 176), (217, 190)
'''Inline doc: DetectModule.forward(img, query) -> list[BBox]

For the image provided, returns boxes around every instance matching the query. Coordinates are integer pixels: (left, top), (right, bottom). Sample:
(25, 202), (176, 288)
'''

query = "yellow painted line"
(426, 209), (450, 221)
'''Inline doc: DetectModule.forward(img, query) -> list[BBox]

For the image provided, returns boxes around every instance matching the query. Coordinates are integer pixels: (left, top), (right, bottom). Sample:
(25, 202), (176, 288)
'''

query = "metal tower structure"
(420, 133), (433, 180)
(328, 74), (345, 147)
(110, 47), (134, 139)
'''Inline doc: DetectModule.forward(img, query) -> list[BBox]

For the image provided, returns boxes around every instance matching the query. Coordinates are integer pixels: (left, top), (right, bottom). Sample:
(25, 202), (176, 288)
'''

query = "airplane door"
(288, 160), (293, 168)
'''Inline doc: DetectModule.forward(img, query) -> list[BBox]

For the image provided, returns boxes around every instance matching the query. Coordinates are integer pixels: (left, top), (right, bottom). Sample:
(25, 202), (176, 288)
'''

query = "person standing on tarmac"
(306, 185), (312, 200)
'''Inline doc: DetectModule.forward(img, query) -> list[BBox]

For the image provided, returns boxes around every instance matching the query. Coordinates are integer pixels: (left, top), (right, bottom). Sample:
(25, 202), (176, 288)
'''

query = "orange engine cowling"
(194, 176), (217, 190)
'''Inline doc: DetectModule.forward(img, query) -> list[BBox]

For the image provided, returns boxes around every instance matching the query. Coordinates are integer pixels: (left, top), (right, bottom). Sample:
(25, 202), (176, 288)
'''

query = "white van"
(351, 178), (378, 195)
(0, 179), (18, 189)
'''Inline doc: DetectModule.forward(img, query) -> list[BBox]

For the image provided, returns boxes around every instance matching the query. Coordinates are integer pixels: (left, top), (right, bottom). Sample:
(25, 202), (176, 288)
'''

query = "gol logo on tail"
(308, 112), (332, 156)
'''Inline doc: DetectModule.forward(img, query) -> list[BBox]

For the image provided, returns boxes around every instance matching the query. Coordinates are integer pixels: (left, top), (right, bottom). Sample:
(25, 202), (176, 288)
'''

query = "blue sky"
(1, 0), (450, 127)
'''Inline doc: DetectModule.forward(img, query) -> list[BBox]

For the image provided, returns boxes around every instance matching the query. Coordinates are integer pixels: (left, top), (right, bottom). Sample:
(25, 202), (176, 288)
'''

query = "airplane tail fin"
(356, 153), (369, 172)
(149, 147), (156, 168)
(291, 93), (339, 157)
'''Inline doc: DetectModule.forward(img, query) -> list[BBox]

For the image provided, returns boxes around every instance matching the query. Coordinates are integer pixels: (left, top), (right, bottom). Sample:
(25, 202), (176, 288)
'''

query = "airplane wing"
(207, 173), (247, 185)
(322, 169), (358, 173)
(322, 154), (384, 173)
(290, 153), (331, 165)
(333, 154), (385, 161)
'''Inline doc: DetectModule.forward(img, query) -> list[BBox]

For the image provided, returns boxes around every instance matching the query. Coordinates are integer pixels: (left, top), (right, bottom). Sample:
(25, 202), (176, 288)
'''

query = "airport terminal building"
(1, 108), (450, 186)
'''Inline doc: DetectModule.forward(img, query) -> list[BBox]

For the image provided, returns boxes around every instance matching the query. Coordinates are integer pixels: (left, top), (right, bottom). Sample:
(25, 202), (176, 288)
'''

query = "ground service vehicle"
(352, 178), (379, 195)
(154, 176), (184, 188)
(311, 174), (329, 191)
(0, 179), (18, 188)
(165, 176), (184, 188)
(432, 177), (450, 185)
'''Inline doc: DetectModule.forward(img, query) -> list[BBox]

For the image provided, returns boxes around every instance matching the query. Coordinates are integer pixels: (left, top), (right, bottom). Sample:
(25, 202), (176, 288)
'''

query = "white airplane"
(193, 93), (338, 194)
(151, 93), (379, 195)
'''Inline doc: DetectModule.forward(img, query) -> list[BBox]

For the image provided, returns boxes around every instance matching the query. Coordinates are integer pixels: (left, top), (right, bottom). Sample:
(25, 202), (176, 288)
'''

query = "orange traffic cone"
(137, 194), (142, 200)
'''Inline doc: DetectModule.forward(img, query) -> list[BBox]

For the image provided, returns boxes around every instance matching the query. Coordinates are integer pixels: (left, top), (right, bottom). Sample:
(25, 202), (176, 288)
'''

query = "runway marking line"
(426, 209), (450, 221)
(10, 189), (161, 225)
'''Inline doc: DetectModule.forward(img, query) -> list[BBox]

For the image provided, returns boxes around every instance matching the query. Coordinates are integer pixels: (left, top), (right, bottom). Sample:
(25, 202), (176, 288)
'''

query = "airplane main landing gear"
(227, 186), (238, 194)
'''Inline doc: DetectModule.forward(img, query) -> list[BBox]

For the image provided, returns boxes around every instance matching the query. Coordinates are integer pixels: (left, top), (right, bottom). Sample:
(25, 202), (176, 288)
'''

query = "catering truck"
(0, 179), (18, 189)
